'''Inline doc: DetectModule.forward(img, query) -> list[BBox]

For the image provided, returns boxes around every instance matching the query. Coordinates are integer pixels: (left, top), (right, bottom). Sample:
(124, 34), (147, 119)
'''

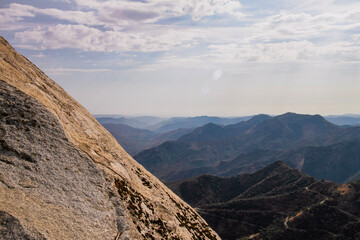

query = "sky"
(1, 0), (360, 117)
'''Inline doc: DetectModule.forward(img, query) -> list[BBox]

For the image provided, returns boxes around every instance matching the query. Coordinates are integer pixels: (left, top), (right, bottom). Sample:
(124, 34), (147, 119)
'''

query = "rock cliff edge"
(0, 36), (220, 240)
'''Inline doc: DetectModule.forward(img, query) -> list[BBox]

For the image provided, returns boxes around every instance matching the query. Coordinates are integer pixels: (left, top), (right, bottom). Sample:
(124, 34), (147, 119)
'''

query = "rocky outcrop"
(0, 36), (219, 240)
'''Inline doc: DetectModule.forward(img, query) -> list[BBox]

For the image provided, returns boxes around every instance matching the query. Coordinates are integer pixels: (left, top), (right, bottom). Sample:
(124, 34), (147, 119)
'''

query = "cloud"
(208, 40), (360, 63)
(32, 53), (46, 58)
(73, 0), (243, 22)
(117, 59), (141, 67)
(0, 3), (101, 26)
(1, 0), (243, 30)
(132, 38), (360, 72)
(3, 0), (360, 65)
(0, 3), (35, 30)
(45, 67), (111, 74)
(110, 9), (159, 21)
(180, 0), (243, 20)
(4, 0), (241, 52)
(14, 24), (202, 52)
(0, 4), (34, 22)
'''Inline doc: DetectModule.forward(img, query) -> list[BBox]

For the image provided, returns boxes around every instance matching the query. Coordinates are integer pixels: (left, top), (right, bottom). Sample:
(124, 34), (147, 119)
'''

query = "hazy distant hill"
(325, 115), (360, 126)
(148, 116), (251, 133)
(97, 116), (148, 128)
(278, 139), (360, 183)
(101, 123), (155, 155)
(134, 114), (269, 181)
(178, 114), (271, 142)
(168, 162), (360, 240)
(135, 113), (360, 181)
(165, 138), (360, 184)
(101, 123), (191, 155)
(214, 149), (282, 177)
(96, 116), (166, 129)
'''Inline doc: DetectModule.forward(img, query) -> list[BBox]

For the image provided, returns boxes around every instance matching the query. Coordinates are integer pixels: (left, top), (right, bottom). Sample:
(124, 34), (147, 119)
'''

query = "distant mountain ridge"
(178, 114), (271, 142)
(96, 116), (166, 129)
(97, 115), (252, 133)
(148, 116), (252, 133)
(278, 139), (360, 183)
(325, 115), (360, 126)
(135, 112), (360, 182)
(99, 115), (257, 155)
(101, 123), (191, 155)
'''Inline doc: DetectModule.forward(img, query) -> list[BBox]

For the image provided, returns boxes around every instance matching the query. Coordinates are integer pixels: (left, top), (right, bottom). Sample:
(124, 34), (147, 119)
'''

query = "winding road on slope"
(284, 185), (328, 229)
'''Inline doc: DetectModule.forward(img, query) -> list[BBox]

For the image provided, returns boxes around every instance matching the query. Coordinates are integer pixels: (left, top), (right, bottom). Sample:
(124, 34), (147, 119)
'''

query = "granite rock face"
(0, 36), (219, 240)
(0, 211), (46, 240)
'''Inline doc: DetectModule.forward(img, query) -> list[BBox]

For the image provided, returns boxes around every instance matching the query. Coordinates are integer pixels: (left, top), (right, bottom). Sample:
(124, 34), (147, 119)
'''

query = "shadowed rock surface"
(0, 211), (46, 240)
(0, 36), (219, 240)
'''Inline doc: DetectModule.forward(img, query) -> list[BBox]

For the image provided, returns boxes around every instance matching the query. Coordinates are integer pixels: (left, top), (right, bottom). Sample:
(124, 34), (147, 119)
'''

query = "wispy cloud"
(45, 67), (111, 74)
(1, 0), (243, 29)
(32, 53), (46, 58)
(14, 24), (202, 52)
(3, 0), (359, 63)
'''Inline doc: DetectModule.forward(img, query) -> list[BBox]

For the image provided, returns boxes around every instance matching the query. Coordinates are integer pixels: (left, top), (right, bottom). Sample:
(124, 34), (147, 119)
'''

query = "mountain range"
(98, 113), (360, 158)
(324, 115), (360, 126)
(98, 115), (256, 155)
(134, 113), (360, 183)
(167, 161), (360, 240)
(97, 114), (360, 133)
(96, 115), (166, 129)
(148, 116), (252, 133)
(97, 115), (252, 132)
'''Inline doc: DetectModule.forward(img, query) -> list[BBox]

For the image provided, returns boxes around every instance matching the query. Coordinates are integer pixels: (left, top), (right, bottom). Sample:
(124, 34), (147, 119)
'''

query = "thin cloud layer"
(14, 24), (202, 52)
(2, 0), (359, 64)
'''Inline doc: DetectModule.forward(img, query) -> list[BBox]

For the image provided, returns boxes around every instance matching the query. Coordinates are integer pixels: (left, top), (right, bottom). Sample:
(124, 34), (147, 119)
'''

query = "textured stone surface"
(0, 36), (219, 240)
(0, 80), (124, 239)
(0, 211), (46, 240)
